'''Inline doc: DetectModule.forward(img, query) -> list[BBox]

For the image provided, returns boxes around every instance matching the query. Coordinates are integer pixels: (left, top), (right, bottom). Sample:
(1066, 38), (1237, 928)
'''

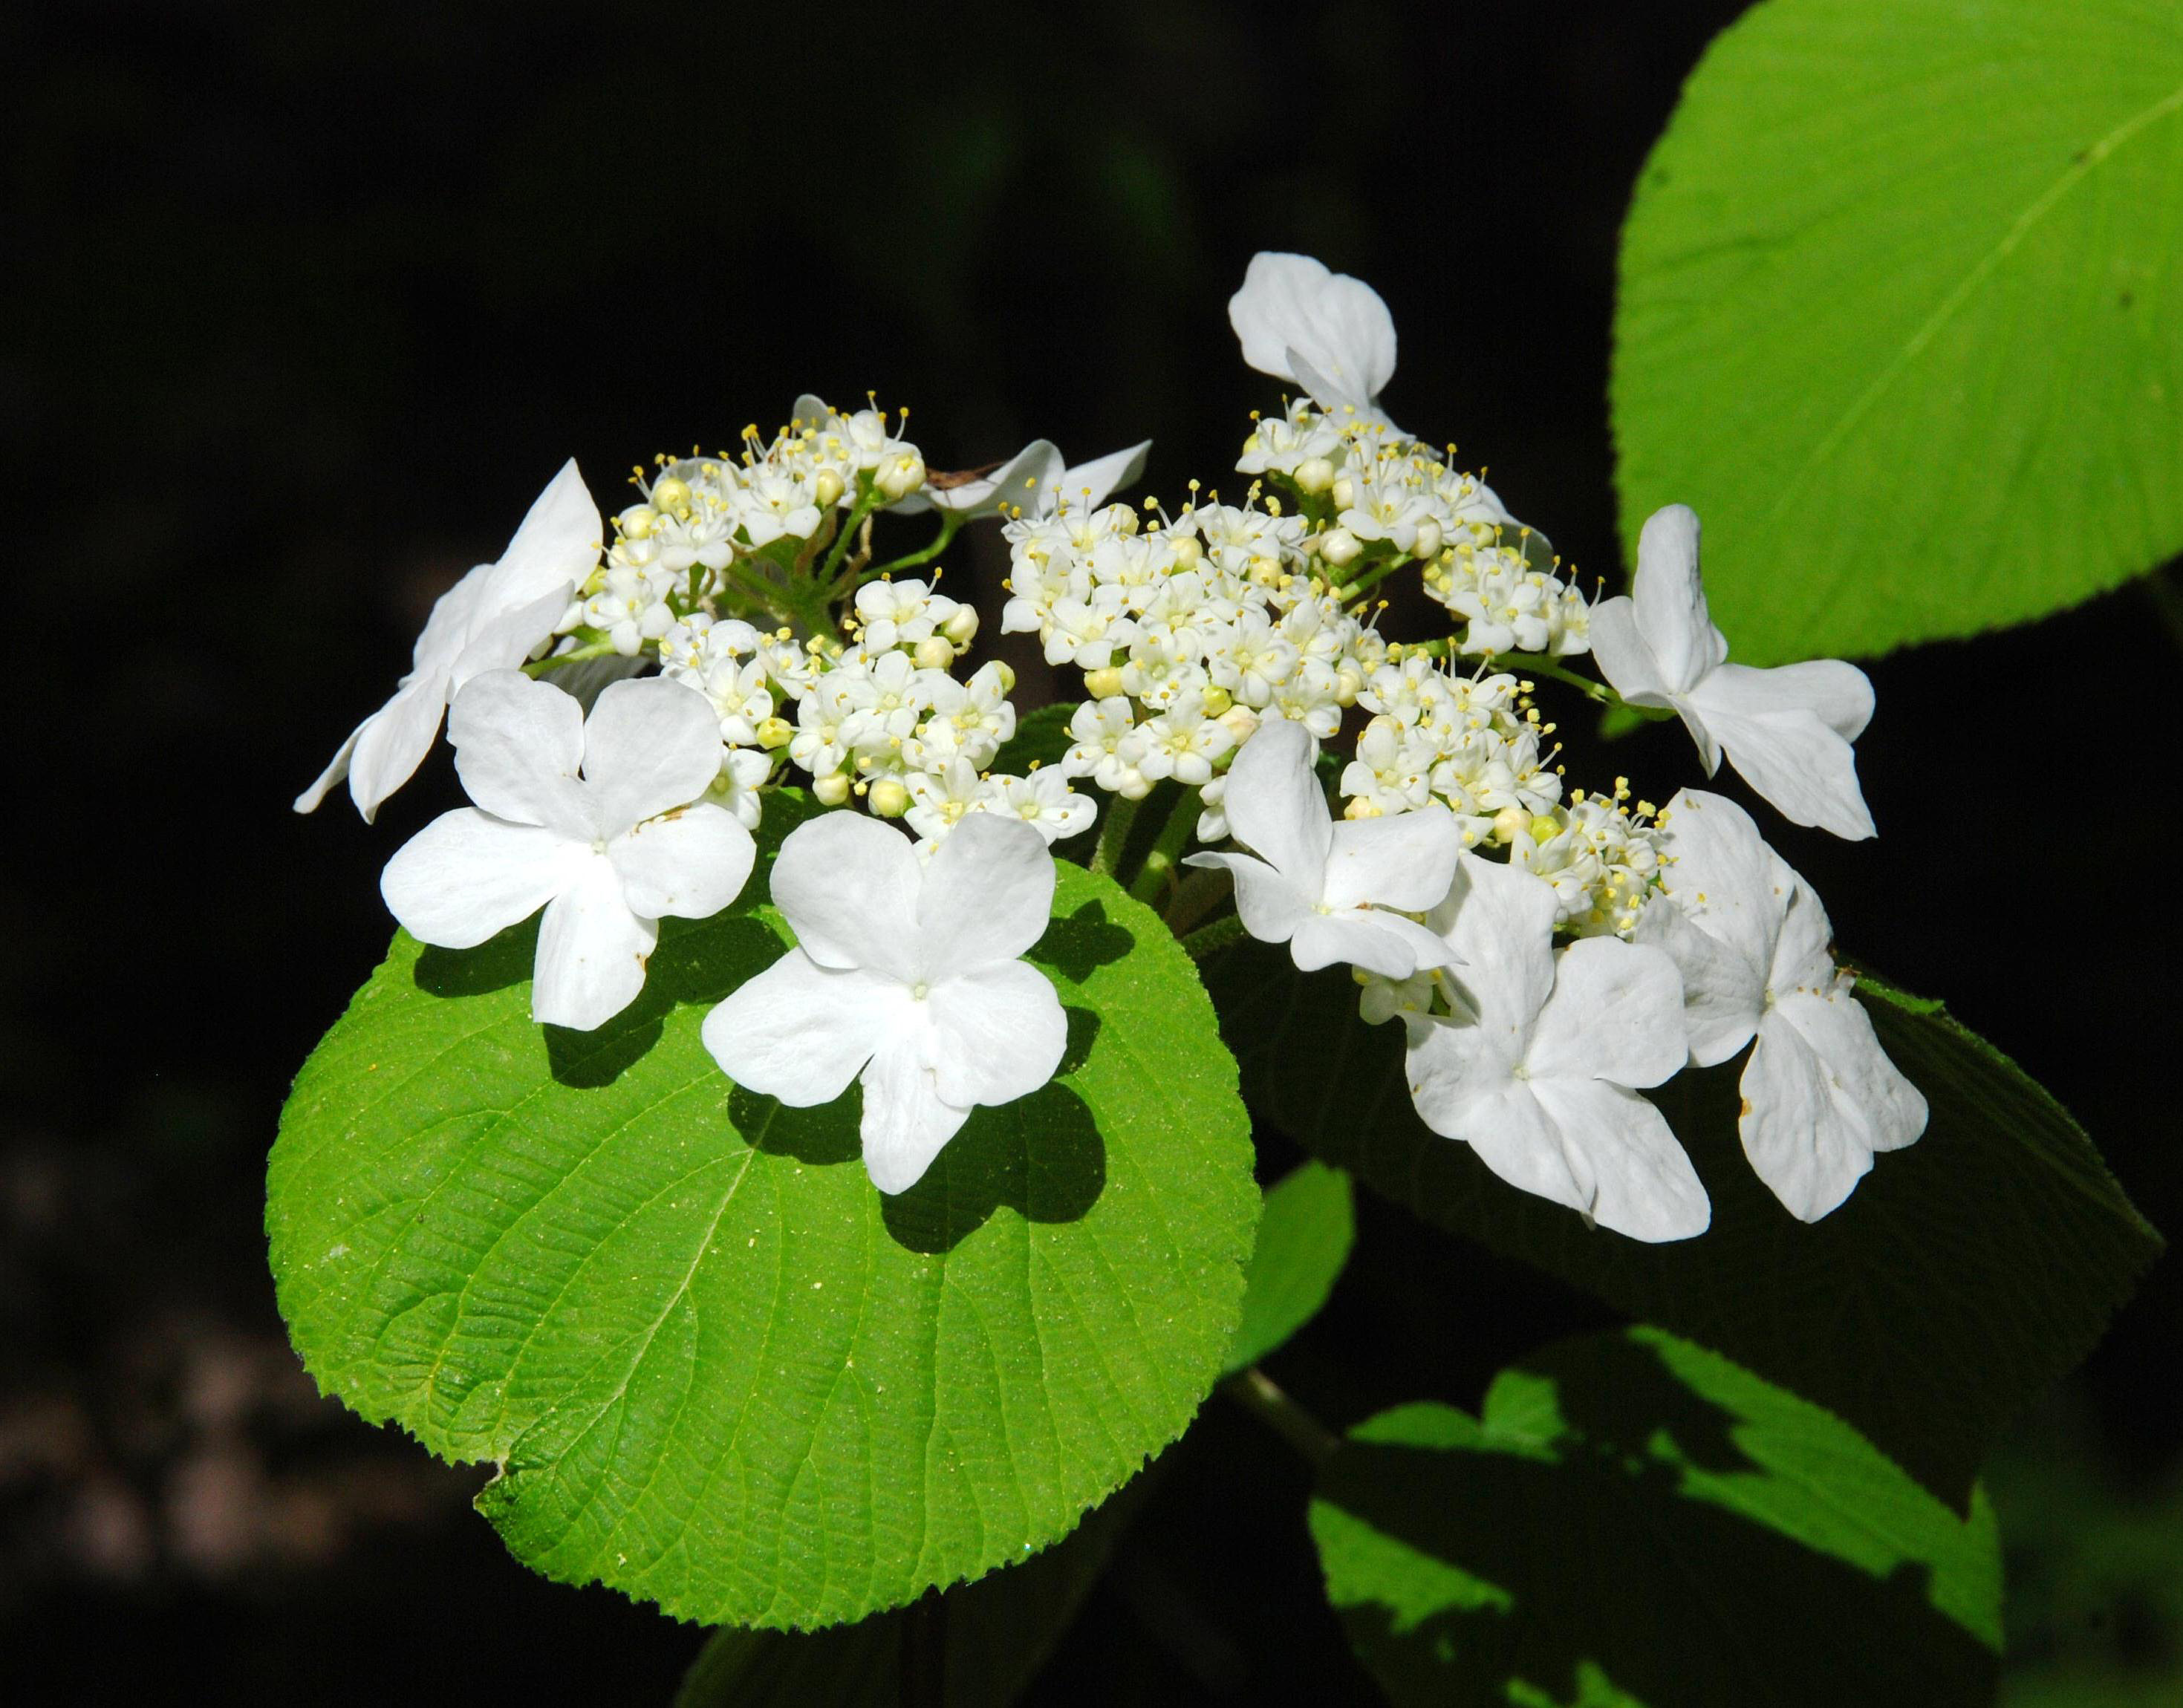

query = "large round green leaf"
(268, 802), (1257, 1628)
(1311, 1328), (2003, 1707)
(1613, 0), (2183, 661)
(1203, 941), (2159, 1504)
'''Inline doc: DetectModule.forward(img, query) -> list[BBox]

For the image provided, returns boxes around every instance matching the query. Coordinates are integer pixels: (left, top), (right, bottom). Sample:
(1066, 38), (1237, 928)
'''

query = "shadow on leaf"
(1035, 899), (1133, 985)
(882, 1075), (1107, 1255)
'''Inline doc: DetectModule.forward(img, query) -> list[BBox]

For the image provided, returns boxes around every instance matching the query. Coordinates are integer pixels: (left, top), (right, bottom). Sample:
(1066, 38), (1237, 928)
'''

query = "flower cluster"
(296, 249), (1925, 1227)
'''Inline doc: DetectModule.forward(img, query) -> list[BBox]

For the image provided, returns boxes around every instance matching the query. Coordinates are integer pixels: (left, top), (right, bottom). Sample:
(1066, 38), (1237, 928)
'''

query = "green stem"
(1494, 652), (1615, 705)
(1163, 867), (1232, 936)
(868, 512), (964, 579)
(1090, 792), (1141, 879)
(818, 492), (883, 590)
(1178, 913), (1246, 962)
(1220, 1368), (1338, 1467)
(1338, 551), (1413, 604)
(1128, 788), (1202, 906)
(524, 638), (618, 676)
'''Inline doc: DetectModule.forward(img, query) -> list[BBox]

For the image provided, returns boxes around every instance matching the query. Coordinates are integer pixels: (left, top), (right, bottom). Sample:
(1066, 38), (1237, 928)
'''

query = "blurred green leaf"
(1311, 1326), (2002, 1706)
(1224, 1161), (1356, 1375)
(269, 798), (1257, 1627)
(1613, 0), (2183, 660)
(1204, 942), (2159, 1502)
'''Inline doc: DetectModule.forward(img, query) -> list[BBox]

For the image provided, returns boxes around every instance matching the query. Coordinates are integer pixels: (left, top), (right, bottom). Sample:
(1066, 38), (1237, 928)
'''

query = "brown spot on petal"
(1739, 1098), (1752, 1118)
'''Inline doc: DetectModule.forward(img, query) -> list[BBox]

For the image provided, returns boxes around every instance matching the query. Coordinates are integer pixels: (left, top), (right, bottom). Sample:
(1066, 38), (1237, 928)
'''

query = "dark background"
(4, 3), (2176, 1701)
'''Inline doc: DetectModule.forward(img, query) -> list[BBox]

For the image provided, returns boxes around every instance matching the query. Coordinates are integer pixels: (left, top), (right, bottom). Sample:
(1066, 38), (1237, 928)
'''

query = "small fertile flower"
(1590, 505), (1876, 840)
(701, 812), (1067, 1195)
(380, 671), (754, 1031)
(1228, 252), (1399, 426)
(1636, 788), (1927, 1220)
(1404, 854), (1706, 1242)
(296, 460), (602, 821)
(1185, 718), (1460, 979)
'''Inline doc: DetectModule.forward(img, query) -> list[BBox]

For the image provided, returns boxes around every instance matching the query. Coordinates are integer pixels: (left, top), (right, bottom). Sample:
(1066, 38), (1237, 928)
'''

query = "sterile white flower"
(296, 460), (602, 821)
(380, 671), (755, 1031)
(700, 812), (1068, 1195)
(1228, 252), (1399, 426)
(894, 439), (1151, 518)
(1590, 505), (1877, 840)
(1636, 788), (1927, 1220)
(1404, 854), (1708, 1242)
(1184, 718), (1462, 979)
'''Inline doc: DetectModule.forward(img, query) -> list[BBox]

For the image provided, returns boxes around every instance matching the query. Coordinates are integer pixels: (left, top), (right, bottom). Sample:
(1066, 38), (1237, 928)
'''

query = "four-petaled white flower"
(1404, 853), (1707, 1242)
(1228, 252), (1399, 426)
(380, 671), (755, 1031)
(296, 460), (602, 821)
(1185, 718), (1461, 979)
(1636, 788), (1927, 1221)
(891, 438), (1152, 519)
(702, 811), (1068, 1195)
(1590, 504), (1877, 840)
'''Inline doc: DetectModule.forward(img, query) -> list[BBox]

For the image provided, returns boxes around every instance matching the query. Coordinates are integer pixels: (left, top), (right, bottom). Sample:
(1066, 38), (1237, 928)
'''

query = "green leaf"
(1310, 1326), (2003, 1707)
(268, 798), (1257, 1628)
(1203, 942), (2159, 1502)
(1223, 1161), (1355, 1375)
(1612, 0), (2183, 661)
(675, 1470), (1152, 1707)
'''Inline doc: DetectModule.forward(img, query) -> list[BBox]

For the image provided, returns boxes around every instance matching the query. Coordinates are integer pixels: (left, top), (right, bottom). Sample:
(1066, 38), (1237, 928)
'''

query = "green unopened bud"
(1529, 814), (1562, 843)
(755, 717), (793, 749)
(1083, 666), (1125, 700)
(992, 659), (1016, 692)
(813, 468), (845, 509)
(813, 772), (851, 806)
(1200, 684), (1233, 717)
(942, 606), (980, 645)
(913, 636), (954, 670)
(868, 777), (910, 818)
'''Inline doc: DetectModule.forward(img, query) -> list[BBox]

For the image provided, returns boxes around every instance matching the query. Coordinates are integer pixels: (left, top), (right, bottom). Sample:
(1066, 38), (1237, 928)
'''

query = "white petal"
(609, 803), (755, 920)
(792, 393), (831, 428)
(1432, 1075), (1593, 1218)
(911, 440), (1065, 517)
(1291, 909), (1454, 980)
(446, 671), (591, 838)
(1584, 597), (1673, 708)
(450, 583), (573, 688)
(1633, 895), (1763, 1068)
(1631, 504), (1725, 695)
(859, 1036), (972, 1195)
(1529, 1077), (1711, 1242)
(1323, 804), (1463, 913)
(1529, 938), (1688, 1090)
(917, 812), (1057, 985)
(530, 854), (657, 1030)
(1220, 717), (1333, 892)
(580, 677), (726, 832)
(1687, 666), (1876, 839)
(293, 717), (366, 815)
(1049, 441), (1152, 511)
(1650, 788), (1789, 980)
(1228, 252), (1396, 410)
(1771, 877), (1838, 995)
(380, 809), (576, 948)
(480, 459), (603, 610)
(1181, 850), (1313, 946)
(347, 671), (455, 824)
(1763, 659), (1875, 741)
(701, 953), (908, 1106)
(1741, 993), (1927, 1221)
(926, 961), (1068, 1107)
(1439, 854), (1558, 1035)
(769, 811), (923, 982)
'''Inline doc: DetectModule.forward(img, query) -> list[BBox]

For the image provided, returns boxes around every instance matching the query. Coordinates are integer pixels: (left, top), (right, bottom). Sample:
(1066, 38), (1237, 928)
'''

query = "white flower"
(1590, 505), (1876, 840)
(1404, 854), (1707, 1242)
(982, 769), (1097, 844)
(1228, 252), (1399, 426)
(701, 812), (1068, 1195)
(1636, 788), (1926, 1220)
(893, 439), (1151, 518)
(380, 671), (755, 1031)
(296, 460), (601, 821)
(1184, 718), (1461, 978)
(713, 747), (774, 830)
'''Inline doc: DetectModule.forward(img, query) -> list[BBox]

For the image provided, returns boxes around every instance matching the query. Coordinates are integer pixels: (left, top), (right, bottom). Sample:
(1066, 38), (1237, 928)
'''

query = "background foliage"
(4, 1), (2177, 1701)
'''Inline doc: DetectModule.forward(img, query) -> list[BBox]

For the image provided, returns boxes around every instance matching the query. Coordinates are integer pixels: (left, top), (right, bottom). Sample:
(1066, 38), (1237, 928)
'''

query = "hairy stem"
(1220, 1367), (1339, 1467)
(1129, 788), (1203, 906)
(1091, 792), (1141, 879)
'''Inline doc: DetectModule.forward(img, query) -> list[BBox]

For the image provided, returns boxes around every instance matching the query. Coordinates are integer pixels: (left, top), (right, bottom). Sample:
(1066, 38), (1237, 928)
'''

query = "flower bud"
(813, 468), (845, 509)
(617, 504), (659, 541)
(1200, 684), (1233, 717)
(1083, 666), (1126, 700)
(942, 605), (980, 645)
(1344, 796), (1382, 820)
(1217, 705), (1260, 744)
(1115, 766), (1153, 801)
(755, 717), (793, 749)
(1168, 535), (1204, 569)
(1330, 475), (1356, 510)
(874, 451), (926, 501)
(651, 475), (693, 517)
(913, 636), (954, 670)
(868, 777), (910, 818)
(1333, 665), (1364, 707)
(813, 772), (851, 806)
(1294, 457), (1335, 494)
(1529, 814), (1562, 843)
(1491, 805), (1529, 845)
(992, 660), (1017, 693)
(1319, 527), (1363, 569)
(1411, 519), (1442, 561)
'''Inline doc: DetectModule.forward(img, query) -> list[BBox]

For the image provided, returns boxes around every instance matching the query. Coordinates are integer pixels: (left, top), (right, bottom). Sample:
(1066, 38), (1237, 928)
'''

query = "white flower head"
(1636, 788), (1927, 1220)
(297, 460), (602, 821)
(1228, 252), (1399, 426)
(1590, 505), (1877, 839)
(702, 812), (1068, 1195)
(1405, 854), (1707, 1242)
(380, 671), (755, 1031)
(1184, 717), (1462, 979)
